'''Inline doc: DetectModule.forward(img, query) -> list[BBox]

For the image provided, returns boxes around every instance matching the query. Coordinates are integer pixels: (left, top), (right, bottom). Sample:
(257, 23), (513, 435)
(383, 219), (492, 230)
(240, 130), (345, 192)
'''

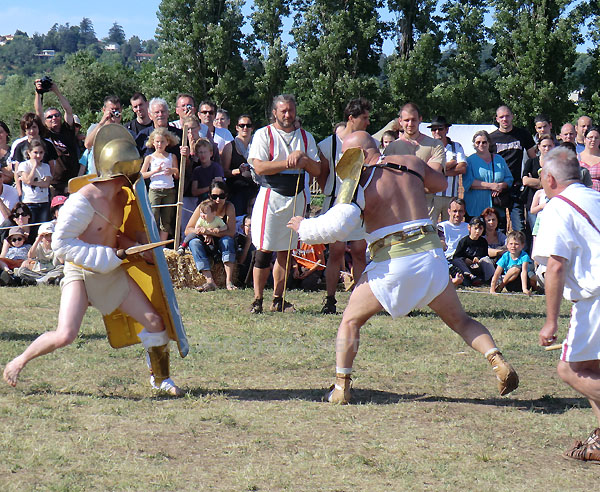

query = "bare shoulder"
(78, 183), (102, 201)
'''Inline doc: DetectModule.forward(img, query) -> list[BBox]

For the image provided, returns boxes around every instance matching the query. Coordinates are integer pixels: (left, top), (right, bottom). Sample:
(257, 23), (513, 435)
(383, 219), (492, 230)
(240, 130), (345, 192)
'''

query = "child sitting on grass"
(490, 230), (537, 295)
(451, 216), (496, 286)
(0, 227), (31, 285)
(16, 221), (64, 285)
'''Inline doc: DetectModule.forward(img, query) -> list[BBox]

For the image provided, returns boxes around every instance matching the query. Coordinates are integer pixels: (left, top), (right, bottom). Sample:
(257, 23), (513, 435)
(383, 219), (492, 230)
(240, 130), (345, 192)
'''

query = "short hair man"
(247, 94), (321, 313)
(316, 97), (371, 314)
(575, 115), (593, 154)
(34, 79), (80, 195)
(170, 93), (197, 130)
(197, 100), (234, 172)
(438, 198), (469, 260)
(385, 103), (446, 224)
(533, 114), (556, 145)
(134, 98), (188, 161)
(288, 131), (518, 403)
(125, 92), (153, 136)
(534, 146), (600, 463)
(488, 105), (536, 233)
(559, 123), (576, 144)
(428, 116), (467, 222)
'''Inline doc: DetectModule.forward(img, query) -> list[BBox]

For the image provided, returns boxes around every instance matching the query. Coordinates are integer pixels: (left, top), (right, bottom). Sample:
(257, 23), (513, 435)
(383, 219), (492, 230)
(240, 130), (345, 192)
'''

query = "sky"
(0, 1), (590, 54)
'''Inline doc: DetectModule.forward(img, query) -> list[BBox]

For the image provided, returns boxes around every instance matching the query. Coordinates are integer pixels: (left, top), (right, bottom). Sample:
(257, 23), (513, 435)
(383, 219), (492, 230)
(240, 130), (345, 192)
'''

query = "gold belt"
(368, 225), (437, 259)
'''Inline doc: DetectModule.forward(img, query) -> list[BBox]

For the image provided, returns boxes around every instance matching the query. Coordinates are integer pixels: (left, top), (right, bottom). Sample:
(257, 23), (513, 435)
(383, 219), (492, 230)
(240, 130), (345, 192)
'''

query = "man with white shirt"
(317, 98), (371, 314)
(0, 181), (19, 221)
(428, 116), (467, 222)
(247, 94), (321, 314)
(534, 147), (600, 463)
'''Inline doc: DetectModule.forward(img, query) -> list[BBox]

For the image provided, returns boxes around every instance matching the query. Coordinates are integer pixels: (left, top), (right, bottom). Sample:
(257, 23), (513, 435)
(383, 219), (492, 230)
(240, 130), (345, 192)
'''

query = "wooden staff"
(174, 124), (188, 248)
(545, 344), (564, 351)
(282, 171), (303, 309)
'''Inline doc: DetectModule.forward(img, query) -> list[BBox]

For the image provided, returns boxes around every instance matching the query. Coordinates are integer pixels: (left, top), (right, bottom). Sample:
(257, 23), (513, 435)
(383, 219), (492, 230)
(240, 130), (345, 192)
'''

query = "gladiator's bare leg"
(335, 275), (383, 369)
(557, 360), (600, 425)
(3, 280), (88, 387)
(117, 276), (164, 332)
(348, 239), (367, 286)
(428, 282), (518, 395)
(428, 282), (496, 354)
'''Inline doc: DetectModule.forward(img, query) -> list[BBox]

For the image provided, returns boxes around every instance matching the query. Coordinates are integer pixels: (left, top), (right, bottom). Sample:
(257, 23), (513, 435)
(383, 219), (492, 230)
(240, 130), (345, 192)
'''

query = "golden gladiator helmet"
(92, 124), (143, 183)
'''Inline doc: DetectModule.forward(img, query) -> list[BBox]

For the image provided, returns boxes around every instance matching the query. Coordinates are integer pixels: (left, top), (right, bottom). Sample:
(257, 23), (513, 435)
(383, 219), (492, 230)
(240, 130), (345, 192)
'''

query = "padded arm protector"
(52, 193), (122, 273)
(298, 203), (362, 245)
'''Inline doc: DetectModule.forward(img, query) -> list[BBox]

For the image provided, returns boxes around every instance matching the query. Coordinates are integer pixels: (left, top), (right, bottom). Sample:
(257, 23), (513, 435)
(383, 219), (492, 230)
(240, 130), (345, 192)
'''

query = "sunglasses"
(45, 113), (61, 119)
(10, 236), (25, 243)
(13, 211), (29, 217)
(237, 123), (252, 128)
(474, 140), (489, 145)
(210, 193), (227, 200)
(200, 110), (215, 115)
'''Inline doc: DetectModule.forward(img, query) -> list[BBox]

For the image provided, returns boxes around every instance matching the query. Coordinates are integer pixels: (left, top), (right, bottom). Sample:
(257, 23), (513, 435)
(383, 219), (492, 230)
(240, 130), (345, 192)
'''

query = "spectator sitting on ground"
(50, 195), (67, 222)
(490, 230), (537, 295)
(438, 198), (470, 286)
(190, 139), (224, 202)
(0, 120), (11, 183)
(481, 207), (507, 260)
(16, 221), (64, 285)
(0, 202), (33, 245)
(0, 226), (31, 271)
(451, 216), (496, 286)
(184, 180), (237, 291)
(290, 240), (326, 291)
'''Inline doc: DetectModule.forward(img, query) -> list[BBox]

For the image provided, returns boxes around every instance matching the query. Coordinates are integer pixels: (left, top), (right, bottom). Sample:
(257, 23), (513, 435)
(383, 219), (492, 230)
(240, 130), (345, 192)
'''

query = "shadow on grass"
(406, 310), (569, 320)
(185, 387), (589, 414)
(0, 331), (105, 342)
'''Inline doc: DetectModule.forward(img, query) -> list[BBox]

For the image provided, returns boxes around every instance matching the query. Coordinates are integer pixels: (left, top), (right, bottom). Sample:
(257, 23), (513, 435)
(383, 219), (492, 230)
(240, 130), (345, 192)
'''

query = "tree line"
(0, 0), (598, 142)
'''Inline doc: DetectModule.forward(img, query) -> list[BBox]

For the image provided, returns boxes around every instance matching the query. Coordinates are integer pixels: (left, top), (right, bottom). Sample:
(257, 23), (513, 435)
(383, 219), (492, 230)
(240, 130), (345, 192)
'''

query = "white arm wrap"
(298, 203), (362, 244)
(51, 193), (122, 273)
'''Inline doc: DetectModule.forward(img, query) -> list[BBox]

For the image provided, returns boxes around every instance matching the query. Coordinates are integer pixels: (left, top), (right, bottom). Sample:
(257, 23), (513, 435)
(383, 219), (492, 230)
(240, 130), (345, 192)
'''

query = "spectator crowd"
(1, 79), (597, 305)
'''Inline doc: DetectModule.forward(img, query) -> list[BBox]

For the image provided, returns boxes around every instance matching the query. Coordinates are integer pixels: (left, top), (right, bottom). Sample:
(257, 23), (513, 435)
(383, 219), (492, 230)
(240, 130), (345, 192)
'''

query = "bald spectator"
(575, 115), (592, 154)
(559, 123), (576, 145)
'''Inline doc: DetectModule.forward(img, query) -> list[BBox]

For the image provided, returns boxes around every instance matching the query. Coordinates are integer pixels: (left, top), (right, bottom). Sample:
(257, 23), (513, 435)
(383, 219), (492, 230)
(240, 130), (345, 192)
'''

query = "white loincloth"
(561, 296), (600, 362)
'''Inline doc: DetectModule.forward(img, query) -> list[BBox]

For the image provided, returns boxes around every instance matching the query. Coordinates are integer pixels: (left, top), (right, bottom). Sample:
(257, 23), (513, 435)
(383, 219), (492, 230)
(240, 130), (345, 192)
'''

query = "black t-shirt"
(12, 138), (58, 164)
(454, 235), (488, 260)
(125, 119), (153, 137)
(521, 157), (542, 210)
(489, 127), (535, 186)
(46, 122), (80, 183)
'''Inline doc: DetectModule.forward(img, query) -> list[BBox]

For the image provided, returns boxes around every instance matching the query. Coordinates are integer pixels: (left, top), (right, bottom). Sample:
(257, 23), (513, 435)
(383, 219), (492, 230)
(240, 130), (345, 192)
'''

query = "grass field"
(0, 285), (597, 491)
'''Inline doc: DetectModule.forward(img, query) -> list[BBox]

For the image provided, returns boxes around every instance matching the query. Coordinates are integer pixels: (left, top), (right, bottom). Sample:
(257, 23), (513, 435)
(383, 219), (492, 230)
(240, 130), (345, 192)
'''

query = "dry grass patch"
(1, 286), (597, 491)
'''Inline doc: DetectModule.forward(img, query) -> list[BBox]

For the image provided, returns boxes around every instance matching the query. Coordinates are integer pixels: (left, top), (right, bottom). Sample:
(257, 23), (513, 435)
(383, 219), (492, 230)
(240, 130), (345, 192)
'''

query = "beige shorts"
(61, 262), (130, 315)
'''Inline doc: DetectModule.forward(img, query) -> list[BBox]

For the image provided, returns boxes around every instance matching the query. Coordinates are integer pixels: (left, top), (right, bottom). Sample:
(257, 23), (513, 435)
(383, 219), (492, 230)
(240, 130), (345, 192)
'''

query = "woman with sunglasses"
(226, 114), (258, 216)
(0, 202), (32, 245)
(463, 130), (513, 225)
(185, 179), (238, 291)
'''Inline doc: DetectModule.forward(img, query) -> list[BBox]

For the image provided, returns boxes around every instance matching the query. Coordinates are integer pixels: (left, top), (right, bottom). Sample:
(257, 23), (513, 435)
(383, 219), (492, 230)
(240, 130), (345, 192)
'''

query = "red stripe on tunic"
(259, 188), (271, 250)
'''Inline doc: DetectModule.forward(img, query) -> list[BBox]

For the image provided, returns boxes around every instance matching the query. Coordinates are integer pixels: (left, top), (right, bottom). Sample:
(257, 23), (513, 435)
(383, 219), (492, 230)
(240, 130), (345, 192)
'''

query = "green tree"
(490, 0), (584, 127)
(0, 74), (36, 136)
(154, 0), (248, 109)
(79, 17), (98, 49)
(107, 22), (126, 45)
(248, 0), (290, 121)
(383, 0), (443, 117)
(429, 0), (499, 123)
(579, 2), (600, 121)
(287, 0), (386, 140)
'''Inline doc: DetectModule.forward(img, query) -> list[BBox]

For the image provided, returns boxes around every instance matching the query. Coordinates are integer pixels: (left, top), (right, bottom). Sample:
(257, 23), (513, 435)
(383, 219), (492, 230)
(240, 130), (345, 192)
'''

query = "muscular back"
(361, 154), (446, 233)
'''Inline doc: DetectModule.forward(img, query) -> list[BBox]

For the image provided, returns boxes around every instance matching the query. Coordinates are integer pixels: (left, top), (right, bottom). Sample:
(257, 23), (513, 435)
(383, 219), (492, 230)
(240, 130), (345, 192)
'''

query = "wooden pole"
(174, 125), (188, 248)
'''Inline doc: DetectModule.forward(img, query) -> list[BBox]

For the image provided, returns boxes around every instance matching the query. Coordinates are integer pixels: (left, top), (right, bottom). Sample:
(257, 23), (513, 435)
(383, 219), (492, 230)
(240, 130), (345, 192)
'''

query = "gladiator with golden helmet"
(4, 124), (188, 396)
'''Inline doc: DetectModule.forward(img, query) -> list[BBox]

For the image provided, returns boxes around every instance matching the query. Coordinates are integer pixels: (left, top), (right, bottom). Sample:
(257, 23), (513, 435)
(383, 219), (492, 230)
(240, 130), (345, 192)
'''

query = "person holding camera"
(82, 96), (123, 175)
(34, 77), (80, 196)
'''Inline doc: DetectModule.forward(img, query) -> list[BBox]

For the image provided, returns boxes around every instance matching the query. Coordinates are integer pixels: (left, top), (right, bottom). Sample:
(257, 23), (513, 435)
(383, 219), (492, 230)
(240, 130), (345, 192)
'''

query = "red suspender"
(556, 195), (600, 234)
(266, 125), (308, 162)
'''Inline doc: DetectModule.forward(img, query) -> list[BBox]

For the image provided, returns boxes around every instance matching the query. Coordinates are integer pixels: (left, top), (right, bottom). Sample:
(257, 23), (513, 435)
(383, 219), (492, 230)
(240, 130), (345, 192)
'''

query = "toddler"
(490, 230), (537, 294)
(178, 199), (226, 255)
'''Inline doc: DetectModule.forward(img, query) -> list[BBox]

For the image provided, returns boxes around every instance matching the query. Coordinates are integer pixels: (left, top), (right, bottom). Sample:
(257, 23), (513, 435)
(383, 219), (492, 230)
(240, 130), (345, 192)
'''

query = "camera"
(185, 104), (192, 111)
(36, 76), (53, 94)
(112, 110), (121, 118)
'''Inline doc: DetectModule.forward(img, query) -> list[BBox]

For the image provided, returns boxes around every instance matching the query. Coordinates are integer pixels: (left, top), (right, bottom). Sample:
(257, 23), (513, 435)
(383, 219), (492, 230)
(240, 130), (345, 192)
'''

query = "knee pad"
(254, 250), (272, 269)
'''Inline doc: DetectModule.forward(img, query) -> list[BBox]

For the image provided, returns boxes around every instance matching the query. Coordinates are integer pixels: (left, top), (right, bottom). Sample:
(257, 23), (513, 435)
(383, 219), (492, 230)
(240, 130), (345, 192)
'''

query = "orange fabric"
(293, 242), (326, 270)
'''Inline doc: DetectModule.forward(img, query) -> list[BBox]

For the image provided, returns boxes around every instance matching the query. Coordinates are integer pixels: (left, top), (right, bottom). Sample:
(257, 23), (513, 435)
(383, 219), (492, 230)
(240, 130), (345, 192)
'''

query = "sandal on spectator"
(226, 282), (238, 291)
(197, 282), (217, 292)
